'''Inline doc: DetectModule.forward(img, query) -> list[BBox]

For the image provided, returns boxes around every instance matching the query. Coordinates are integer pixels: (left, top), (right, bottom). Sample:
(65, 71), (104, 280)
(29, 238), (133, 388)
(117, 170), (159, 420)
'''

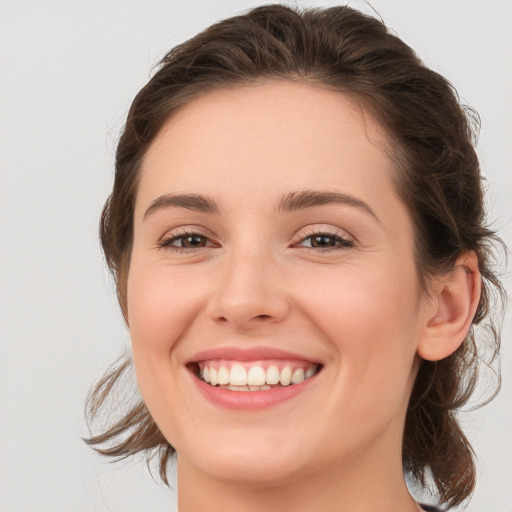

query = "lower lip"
(191, 371), (319, 411)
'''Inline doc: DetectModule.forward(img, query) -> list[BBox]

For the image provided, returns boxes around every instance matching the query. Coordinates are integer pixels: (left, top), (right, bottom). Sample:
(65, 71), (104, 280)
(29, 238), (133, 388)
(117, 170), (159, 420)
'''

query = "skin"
(126, 81), (480, 512)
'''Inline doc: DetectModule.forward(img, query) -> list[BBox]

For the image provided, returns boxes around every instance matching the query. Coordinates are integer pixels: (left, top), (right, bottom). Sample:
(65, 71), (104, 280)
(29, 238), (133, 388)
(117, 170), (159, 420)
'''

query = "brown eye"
(181, 234), (207, 248)
(310, 234), (338, 248)
(297, 232), (354, 251)
(159, 232), (213, 251)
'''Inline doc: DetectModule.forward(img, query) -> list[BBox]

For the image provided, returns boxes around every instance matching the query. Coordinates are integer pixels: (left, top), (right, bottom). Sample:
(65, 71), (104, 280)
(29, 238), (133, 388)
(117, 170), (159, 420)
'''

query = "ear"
(417, 251), (481, 362)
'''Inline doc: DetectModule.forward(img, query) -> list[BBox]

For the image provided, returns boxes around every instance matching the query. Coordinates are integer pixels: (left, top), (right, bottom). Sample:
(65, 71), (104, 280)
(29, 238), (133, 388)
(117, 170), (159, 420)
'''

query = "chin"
(198, 456), (305, 487)
(177, 430), (313, 487)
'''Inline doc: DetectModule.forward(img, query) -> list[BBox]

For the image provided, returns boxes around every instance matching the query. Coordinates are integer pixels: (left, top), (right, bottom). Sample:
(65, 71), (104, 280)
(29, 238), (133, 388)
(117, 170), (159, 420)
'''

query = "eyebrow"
(143, 193), (218, 219)
(278, 190), (379, 221)
(143, 190), (379, 222)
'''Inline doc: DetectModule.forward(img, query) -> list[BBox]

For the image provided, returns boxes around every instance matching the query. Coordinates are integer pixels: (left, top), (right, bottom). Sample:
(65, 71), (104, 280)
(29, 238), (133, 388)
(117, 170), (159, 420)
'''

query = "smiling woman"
(84, 4), (505, 512)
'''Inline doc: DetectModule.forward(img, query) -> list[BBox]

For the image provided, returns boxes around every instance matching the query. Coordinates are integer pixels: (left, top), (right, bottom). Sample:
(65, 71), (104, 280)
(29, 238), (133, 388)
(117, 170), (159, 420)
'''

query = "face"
(127, 81), (433, 486)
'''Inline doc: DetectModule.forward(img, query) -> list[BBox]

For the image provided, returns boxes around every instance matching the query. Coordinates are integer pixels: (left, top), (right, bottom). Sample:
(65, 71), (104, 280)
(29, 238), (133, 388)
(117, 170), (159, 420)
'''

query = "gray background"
(0, 1), (510, 511)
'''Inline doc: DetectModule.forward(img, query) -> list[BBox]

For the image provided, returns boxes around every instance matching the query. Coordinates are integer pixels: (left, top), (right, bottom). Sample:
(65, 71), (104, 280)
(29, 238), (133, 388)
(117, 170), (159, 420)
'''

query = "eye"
(159, 231), (215, 251)
(297, 232), (354, 251)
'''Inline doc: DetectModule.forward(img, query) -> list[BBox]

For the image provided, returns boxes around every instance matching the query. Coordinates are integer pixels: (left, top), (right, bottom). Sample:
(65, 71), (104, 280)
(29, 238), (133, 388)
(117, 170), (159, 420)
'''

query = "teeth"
(280, 367), (292, 386)
(291, 368), (305, 384)
(229, 364), (247, 386)
(220, 384), (272, 391)
(247, 366), (266, 386)
(217, 366), (229, 385)
(199, 362), (319, 390)
(266, 366), (280, 385)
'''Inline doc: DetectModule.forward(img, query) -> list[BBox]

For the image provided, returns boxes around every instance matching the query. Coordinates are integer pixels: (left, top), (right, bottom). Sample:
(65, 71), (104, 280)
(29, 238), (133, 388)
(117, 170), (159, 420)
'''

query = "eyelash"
(158, 229), (216, 253)
(294, 229), (354, 252)
(158, 229), (354, 253)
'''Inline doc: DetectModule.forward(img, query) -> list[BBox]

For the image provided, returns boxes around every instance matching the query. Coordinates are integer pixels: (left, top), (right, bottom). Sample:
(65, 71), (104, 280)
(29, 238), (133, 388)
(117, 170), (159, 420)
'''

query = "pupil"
(183, 235), (205, 247)
(312, 235), (335, 247)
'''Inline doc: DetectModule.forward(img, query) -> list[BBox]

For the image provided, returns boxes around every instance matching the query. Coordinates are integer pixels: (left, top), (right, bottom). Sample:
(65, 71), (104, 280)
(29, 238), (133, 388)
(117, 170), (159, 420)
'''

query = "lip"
(190, 369), (320, 411)
(188, 345), (322, 364)
(186, 345), (322, 411)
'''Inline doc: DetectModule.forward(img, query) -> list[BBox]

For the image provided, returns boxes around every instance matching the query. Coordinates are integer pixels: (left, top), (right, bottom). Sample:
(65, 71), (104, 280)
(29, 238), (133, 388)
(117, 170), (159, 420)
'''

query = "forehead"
(137, 80), (399, 215)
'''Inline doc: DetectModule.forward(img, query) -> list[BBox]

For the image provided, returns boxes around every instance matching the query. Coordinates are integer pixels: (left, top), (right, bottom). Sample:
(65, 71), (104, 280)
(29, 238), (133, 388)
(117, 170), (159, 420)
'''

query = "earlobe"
(417, 251), (481, 362)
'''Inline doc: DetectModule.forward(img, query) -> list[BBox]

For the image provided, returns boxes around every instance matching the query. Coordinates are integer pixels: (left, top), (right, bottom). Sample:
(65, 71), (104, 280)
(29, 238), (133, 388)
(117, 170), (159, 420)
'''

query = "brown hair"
(84, 4), (505, 508)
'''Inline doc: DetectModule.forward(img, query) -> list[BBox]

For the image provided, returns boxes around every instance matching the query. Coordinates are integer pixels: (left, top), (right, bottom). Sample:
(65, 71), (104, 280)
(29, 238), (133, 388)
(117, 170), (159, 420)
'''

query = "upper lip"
(187, 346), (322, 364)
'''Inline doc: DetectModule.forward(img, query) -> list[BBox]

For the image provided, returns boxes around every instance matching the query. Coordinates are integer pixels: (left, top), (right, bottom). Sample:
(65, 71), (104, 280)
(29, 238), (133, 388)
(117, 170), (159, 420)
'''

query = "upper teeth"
(199, 362), (318, 388)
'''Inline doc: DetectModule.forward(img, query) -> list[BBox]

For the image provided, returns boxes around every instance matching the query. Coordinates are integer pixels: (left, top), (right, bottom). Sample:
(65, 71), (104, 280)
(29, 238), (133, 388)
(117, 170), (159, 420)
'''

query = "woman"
(85, 4), (505, 511)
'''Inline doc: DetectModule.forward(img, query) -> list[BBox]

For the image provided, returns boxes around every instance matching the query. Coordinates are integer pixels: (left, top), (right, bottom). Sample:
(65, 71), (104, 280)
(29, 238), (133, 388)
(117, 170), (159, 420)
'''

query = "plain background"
(0, 1), (510, 511)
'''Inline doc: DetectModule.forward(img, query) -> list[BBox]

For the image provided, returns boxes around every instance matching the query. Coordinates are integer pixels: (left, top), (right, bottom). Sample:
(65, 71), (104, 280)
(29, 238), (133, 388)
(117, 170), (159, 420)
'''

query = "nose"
(206, 248), (290, 330)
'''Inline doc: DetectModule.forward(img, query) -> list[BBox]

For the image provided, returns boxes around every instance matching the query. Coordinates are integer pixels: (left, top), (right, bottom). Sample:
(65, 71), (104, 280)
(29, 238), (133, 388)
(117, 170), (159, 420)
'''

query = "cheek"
(296, 262), (421, 387)
(303, 262), (418, 333)
(125, 262), (205, 435)
(127, 263), (202, 355)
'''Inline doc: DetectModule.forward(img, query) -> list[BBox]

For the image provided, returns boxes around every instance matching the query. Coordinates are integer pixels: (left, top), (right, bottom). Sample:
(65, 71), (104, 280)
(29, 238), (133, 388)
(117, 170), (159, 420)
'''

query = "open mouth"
(188, 360), (322, 392)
